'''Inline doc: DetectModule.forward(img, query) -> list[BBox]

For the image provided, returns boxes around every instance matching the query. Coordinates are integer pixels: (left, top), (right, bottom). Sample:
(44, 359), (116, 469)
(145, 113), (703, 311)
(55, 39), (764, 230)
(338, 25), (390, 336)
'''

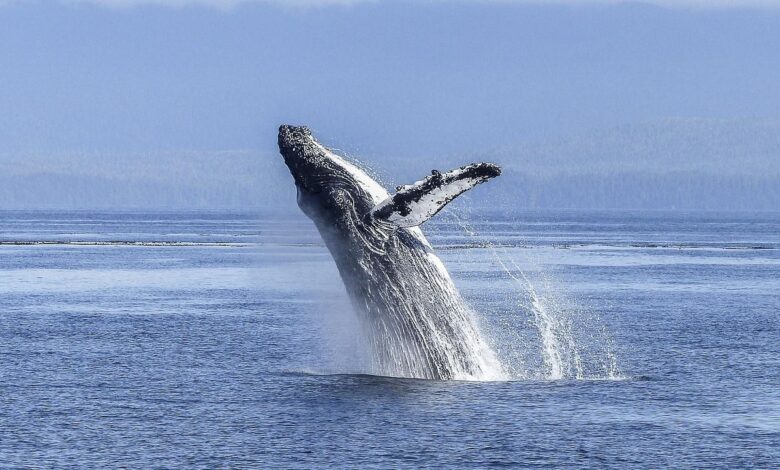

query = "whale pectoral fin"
(371, 162), (501, 228)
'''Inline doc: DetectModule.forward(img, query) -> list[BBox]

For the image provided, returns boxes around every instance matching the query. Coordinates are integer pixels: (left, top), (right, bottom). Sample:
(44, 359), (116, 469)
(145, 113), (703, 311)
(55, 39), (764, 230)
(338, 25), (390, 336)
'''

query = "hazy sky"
(2, 0), (779, 159)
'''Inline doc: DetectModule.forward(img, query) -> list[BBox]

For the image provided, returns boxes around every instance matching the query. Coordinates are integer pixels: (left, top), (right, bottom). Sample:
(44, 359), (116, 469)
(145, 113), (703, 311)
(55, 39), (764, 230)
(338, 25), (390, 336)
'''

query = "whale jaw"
(277, 125), (323, 194)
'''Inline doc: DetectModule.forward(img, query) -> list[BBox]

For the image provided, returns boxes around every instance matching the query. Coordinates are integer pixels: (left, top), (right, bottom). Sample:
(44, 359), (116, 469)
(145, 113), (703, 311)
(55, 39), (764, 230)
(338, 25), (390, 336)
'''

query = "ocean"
(1, 209), (778, 468)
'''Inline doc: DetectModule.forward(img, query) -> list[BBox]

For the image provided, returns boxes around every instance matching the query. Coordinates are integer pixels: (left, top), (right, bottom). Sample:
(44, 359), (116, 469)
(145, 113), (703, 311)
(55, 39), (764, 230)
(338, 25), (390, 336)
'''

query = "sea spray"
(350, 243), (507, 381)
(443, 210), (622, 380)
(298, 192), (508, 381)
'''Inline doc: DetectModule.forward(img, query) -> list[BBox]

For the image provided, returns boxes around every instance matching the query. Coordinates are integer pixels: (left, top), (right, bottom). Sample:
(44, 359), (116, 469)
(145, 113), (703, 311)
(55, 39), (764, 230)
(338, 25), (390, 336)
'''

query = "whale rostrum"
(278, 124), (505, 380)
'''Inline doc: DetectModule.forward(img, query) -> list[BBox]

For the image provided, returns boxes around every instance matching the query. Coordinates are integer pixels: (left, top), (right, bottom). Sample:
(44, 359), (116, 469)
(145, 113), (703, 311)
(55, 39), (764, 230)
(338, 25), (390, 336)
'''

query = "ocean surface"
(1, 209), (778, 468)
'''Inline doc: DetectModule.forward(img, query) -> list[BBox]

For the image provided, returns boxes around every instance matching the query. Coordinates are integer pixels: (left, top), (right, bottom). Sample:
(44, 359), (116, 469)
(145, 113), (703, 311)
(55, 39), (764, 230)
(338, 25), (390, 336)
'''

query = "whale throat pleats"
(371, 162), (502, 228)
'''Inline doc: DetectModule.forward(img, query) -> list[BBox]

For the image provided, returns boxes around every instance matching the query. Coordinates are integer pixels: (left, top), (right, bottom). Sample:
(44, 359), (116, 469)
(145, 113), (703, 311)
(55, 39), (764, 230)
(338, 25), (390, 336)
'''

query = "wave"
(0, 240), (248, 247)
(438, 241), (778, 251)
(4, 239), (775, 251)
(281, 369), (638, 383)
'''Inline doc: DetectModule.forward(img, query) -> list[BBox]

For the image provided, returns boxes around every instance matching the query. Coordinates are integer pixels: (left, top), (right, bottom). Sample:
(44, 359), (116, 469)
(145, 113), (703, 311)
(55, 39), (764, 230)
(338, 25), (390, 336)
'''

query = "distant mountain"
(470, 118), (780, 177)
(458, 118), (780, 211)
(1, 119), (778, 211)
(0, 150), (295, 210)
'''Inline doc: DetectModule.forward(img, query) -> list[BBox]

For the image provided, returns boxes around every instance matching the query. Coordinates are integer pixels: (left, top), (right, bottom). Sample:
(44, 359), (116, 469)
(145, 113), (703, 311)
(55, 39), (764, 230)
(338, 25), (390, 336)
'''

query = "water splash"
(310, 210), (506, 381)
(445, 210), (622, 381)
(352, 240), (508, 381)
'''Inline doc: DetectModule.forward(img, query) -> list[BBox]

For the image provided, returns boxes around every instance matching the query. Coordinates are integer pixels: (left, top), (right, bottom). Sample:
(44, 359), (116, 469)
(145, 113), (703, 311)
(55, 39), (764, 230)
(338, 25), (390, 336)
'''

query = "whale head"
(278, 125), (389, 224)
(279, 125), (388, 223)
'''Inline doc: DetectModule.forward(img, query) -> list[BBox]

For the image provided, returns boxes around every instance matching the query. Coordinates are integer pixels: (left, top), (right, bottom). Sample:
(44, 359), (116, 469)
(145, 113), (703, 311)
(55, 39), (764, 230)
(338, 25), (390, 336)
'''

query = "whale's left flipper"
(371, 162), (501, 228)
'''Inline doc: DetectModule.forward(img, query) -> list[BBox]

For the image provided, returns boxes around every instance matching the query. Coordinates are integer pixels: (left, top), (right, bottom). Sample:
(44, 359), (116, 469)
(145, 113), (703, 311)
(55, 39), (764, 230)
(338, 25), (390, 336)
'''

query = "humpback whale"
(278, 125), (504, 380)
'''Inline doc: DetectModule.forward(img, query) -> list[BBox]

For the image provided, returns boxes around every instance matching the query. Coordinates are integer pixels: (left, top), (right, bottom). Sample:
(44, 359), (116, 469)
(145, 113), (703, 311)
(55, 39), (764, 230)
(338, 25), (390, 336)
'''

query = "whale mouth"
(278, 124), (322, 193)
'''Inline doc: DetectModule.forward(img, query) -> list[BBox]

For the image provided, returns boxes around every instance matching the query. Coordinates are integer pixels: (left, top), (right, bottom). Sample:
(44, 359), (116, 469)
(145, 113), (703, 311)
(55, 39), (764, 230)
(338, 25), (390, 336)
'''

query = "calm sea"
(1, 210), (778, 468)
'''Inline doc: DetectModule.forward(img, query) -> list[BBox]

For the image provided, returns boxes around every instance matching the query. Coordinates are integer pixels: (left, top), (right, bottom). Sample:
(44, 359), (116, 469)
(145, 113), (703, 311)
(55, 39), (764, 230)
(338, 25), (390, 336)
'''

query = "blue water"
(1, 210), (778, 468)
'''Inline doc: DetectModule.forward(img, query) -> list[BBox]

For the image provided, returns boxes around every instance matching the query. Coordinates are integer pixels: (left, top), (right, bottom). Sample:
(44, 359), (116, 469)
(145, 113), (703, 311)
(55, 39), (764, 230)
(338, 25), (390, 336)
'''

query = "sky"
(1, 0), (779, 209)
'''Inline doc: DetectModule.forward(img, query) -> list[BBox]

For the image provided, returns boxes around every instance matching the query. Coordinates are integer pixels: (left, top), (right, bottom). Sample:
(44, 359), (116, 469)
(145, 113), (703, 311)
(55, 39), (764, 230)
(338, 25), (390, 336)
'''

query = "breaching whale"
(278, 125), (504, 380)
